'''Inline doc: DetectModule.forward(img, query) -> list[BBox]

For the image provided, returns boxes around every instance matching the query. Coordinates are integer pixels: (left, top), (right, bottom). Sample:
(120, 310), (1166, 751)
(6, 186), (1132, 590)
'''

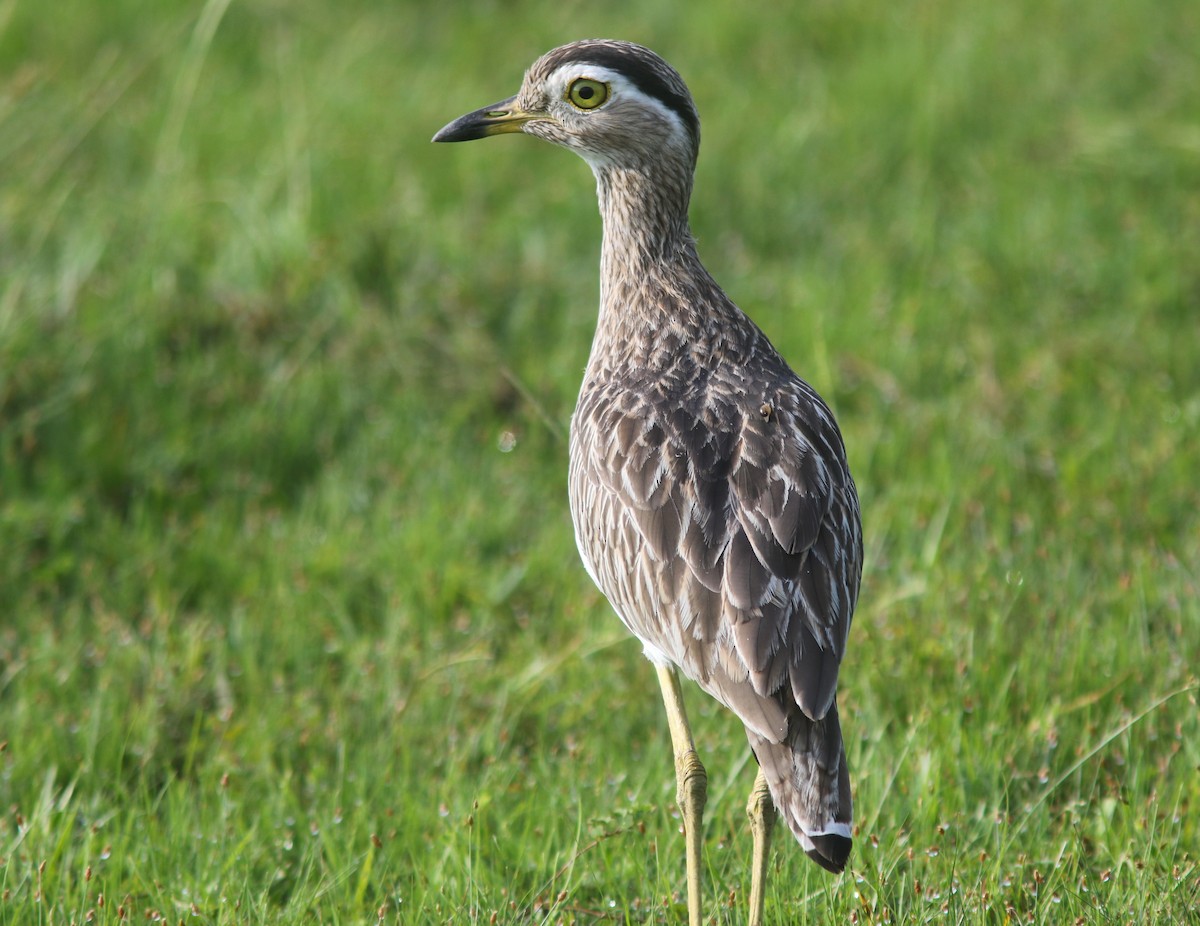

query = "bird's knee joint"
(675, 750), (708, 813)
(746, 787), (776, 829)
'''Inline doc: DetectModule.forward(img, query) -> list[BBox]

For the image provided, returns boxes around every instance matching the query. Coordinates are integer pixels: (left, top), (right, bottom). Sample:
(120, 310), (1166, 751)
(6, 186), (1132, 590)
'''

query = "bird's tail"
(746, 699), (852, 873)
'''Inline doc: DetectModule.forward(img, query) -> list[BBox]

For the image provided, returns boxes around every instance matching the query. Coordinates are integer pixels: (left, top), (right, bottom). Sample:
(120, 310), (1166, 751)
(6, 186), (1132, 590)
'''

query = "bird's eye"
(567, 78), (609, 110)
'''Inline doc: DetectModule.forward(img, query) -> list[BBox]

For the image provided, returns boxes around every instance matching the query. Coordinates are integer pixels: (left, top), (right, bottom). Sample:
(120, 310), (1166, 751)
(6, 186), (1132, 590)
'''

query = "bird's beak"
(432, 95), (534, 143)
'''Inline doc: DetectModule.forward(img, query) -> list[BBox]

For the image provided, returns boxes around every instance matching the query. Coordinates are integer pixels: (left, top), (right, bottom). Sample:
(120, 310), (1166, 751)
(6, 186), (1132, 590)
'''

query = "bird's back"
(568, 262), (861, 870)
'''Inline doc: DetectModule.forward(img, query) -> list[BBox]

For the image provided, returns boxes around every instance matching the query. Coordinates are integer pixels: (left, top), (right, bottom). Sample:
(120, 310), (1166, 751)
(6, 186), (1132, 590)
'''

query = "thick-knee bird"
(434, 40), (862, 926)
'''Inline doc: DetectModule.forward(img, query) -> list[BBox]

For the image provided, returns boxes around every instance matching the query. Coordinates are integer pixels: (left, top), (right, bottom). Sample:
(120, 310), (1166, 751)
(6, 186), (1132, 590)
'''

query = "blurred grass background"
(1, 0), (1197, 922)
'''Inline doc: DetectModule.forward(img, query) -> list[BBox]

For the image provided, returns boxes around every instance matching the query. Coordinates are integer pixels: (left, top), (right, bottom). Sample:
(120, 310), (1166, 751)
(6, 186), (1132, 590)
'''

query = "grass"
(1, 0), (1198, 922)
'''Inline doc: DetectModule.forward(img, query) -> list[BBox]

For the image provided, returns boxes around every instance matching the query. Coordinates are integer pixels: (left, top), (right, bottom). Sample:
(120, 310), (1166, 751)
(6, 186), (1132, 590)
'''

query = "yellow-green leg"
(656, 665), (707, 926)
(746, 767), (776, 926)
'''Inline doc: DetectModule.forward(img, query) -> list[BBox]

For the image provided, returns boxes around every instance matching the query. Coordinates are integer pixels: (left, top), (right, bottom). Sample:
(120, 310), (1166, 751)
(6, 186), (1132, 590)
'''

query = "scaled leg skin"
(746, 766), (777, 926)
(656, 665), (708, 926)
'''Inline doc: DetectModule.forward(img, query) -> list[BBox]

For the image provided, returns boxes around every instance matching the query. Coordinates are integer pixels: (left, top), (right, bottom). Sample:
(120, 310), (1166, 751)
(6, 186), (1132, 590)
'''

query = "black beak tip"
(432, 115), (488, 144)
(431, 121), (465, 144)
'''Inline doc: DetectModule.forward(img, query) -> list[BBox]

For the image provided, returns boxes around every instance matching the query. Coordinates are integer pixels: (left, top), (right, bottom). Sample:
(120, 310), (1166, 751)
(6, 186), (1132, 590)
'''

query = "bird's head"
(432, 40), (700, 173)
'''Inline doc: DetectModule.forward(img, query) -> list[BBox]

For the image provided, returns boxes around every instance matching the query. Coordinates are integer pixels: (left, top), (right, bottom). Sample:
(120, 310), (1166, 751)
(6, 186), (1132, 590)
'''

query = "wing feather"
(570, 369), (861, 739)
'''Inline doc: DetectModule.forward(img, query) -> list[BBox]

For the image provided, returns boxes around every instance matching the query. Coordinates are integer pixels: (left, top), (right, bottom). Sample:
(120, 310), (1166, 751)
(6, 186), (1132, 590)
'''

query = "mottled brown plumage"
(435, 39), (862, 922)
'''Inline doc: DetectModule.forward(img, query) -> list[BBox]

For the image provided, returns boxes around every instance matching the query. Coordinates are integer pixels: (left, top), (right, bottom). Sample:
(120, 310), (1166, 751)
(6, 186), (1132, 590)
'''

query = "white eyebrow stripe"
(549, 63), (626, 90)
(547, 63), (691, 152)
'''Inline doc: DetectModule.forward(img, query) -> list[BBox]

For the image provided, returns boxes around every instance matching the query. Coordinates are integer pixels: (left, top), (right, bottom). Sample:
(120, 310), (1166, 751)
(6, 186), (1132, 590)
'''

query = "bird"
(433, 40), (862, 926)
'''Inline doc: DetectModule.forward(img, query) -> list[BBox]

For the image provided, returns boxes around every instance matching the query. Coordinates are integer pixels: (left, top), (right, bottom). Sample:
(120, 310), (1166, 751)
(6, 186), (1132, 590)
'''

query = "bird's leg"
(655, 665), (707, 926)
(746, 766), (776, 926)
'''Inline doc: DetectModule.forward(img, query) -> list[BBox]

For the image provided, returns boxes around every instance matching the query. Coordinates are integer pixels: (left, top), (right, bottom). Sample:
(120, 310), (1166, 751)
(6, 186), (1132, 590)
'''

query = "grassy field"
(2, 0), (1198, 922)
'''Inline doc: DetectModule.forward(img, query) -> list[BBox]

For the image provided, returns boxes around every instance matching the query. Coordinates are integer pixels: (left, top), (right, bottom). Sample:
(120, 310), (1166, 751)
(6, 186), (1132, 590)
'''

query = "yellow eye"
(567, 78), (609, 110)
